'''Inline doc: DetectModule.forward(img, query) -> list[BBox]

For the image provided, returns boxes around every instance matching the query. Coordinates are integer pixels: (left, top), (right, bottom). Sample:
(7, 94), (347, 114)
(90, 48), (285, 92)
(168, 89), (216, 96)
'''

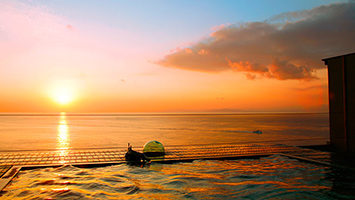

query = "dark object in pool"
(125, 143), (150, 163)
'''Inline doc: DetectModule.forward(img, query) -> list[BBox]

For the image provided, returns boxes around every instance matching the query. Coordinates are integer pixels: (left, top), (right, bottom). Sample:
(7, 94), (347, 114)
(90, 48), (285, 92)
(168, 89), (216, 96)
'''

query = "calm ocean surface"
(4, 113), (354, 200)
(0, 113), (329, 151)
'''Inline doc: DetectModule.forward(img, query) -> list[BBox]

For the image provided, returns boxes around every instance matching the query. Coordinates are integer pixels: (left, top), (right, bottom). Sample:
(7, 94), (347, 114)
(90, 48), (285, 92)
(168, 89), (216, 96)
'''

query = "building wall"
(345, 54), (355, 152)
(324, 53), (355, 152)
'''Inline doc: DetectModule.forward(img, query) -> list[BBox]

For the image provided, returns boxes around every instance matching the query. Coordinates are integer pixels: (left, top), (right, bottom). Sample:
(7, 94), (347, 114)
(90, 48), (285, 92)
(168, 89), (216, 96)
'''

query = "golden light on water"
(57, 114), (69, 149)
(57, 112), (70, 164)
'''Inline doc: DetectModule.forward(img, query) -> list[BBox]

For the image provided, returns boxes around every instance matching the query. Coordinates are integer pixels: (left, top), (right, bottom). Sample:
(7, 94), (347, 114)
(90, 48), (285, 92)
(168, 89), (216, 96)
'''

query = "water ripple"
(1, 156), (355, 199)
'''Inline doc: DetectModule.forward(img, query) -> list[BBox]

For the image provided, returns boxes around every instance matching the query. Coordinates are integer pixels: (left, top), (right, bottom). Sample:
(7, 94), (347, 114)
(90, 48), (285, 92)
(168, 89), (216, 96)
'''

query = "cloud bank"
(157, 1), (355, 80)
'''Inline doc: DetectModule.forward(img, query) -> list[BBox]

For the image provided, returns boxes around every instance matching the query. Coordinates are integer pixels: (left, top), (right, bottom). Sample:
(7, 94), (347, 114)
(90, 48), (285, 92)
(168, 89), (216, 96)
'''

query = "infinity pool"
(1, 155), (355, 199)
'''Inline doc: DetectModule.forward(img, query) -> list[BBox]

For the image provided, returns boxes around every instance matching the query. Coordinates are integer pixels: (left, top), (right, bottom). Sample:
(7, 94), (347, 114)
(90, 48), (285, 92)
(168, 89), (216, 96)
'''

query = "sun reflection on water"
(57, 112), (70, 164)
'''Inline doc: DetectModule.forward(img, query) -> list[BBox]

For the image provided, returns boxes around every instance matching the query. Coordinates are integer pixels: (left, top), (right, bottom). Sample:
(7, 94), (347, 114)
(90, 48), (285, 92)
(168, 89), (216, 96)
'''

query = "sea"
(0, 113), (329, 151)
(1, 113), (355, 199)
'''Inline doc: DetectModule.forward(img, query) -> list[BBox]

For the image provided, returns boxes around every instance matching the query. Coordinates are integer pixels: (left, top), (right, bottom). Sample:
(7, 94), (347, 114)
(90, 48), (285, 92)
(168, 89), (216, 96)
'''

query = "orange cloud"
(268, 58), (316, 80)
(157, 1), (355, 80)
(156, 46), (228, 72)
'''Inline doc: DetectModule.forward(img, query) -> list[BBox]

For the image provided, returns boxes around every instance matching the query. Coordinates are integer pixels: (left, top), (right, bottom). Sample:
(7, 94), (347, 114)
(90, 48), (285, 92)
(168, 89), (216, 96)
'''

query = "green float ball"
(143, 140), (165, 156)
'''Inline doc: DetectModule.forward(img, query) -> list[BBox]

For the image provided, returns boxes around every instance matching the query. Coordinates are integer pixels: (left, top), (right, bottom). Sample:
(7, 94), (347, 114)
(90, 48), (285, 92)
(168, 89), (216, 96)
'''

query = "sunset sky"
(0, 0), (354, 113)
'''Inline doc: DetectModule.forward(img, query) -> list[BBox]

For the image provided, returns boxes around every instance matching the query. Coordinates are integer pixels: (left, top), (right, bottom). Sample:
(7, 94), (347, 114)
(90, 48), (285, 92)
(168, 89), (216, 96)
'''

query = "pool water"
(1, 155), (355, 199)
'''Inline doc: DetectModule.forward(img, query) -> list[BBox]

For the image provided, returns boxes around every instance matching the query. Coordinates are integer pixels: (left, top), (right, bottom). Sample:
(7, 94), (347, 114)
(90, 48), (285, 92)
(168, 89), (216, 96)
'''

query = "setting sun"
(51, 87), (75, 105)
(55, 93), (72, 105)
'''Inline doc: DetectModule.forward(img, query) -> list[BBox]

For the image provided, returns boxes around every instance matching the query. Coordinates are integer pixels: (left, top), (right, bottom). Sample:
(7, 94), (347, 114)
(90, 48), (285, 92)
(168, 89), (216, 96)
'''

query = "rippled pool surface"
(1, 155), (355, 199)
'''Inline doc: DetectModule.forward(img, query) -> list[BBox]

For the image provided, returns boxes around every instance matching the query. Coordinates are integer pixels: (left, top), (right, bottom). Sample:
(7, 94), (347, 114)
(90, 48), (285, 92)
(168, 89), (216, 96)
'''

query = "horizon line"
(0, 111), (329, 116)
